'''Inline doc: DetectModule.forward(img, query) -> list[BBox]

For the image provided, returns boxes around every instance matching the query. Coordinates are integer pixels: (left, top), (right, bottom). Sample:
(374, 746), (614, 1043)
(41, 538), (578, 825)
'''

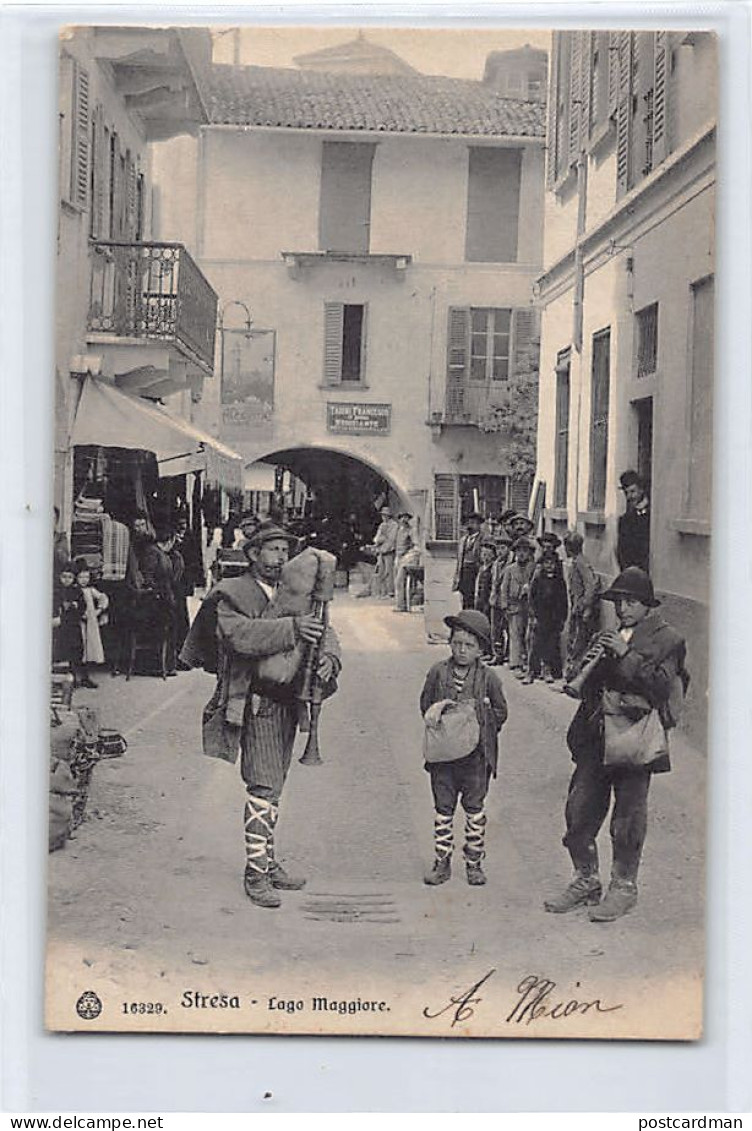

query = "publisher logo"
(76, 991), (102, 1020)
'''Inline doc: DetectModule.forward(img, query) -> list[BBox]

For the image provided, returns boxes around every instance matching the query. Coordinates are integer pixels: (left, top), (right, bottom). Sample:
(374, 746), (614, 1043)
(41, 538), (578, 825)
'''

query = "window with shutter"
(125, 151), (137, 240)
(568, 31), (583, 164)
(323, 302), (366, 384)
(588, 329), (611, 510)
(433, 474), (459, 541)
(71, 62), (90, 210)
(652, 31), (669, 165)
(554, 34), (572, 183)
(59, 55), (90, 211)
(511, 307), (538, 375)
(554, 351), (571, 509)
(545, 36), (559, 189)
(607, 31), (620, 117)
(687, 276), (713, 521)
(319, 142), (375, 253)
(465, 147), (522, 263)
(89, 105), (107, 238)
(615, 32), (634, 198)
(446, 307), (470, 417)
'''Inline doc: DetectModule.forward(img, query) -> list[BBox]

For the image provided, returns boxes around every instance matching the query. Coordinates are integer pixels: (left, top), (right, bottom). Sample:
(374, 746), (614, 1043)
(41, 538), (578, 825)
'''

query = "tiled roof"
(207, 65), (546, 138)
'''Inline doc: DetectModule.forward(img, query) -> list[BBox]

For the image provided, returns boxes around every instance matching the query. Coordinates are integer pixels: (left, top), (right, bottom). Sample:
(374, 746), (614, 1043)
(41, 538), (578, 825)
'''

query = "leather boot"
(588, 878), (637, 922)
(244, 868), (282, 909)
(424, 856), (451, 885)
(269, 862), (306, 890)
(544, 872), (602, 913)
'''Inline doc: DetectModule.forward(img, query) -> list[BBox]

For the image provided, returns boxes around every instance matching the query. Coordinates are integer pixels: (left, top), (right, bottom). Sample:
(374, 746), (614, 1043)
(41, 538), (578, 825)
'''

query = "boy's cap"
(537, 532), (562, 549)
(444, 610), (492, 648)
(479, 539), (497, 552)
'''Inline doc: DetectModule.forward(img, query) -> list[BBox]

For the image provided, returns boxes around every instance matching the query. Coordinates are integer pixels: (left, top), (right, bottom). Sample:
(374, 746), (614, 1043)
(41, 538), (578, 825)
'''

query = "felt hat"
(601, 567), (660, 607)
(563, 529), (584, 550)
(479, 539), (498, 553)
(245, 520), (298, 550)
(537, 532), (562, 549)
(496, 532), (514, 546)
(510, 513), (534, 531)
(443, 609), (492, 648)
(465, 511), (483, 524)
(512, 536), (534, 553)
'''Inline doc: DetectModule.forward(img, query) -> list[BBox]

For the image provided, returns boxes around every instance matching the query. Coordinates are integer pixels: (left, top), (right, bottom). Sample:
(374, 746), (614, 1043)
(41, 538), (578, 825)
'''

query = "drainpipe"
(572, 154), (588, 532)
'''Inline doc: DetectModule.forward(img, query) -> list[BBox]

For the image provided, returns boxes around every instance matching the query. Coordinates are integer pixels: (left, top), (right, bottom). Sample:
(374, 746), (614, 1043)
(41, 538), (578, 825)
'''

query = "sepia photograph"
(45, 23), (715, 1040)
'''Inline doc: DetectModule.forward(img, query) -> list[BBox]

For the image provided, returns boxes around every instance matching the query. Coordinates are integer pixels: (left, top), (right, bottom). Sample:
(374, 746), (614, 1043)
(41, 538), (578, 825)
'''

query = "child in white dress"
(74, 560), (109, 688)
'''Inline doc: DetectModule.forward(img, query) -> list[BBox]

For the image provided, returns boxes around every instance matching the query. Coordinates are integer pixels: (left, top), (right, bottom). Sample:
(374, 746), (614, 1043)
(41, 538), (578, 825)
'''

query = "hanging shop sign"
(220, 328), (275, 443)
(326, 403), (391, 435)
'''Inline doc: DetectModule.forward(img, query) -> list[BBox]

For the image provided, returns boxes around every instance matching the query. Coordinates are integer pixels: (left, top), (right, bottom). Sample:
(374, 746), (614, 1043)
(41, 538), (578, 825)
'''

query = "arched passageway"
(253, 446), (412, 539)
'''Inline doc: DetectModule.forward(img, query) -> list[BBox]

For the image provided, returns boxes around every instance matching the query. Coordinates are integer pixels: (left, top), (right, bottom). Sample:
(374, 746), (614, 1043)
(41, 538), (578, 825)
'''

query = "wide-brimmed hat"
(245, 521), (298, 550)
(601, 567), (660, 607)
(465, 511), (483, 524)
(510, 513), (534, 530)
(443, 610), (492, 648)
(513, 536), (534, 552)
(537, 532), (562, 549)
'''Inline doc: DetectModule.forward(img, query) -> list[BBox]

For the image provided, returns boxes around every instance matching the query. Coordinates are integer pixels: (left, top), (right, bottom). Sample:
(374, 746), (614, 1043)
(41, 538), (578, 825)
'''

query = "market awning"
(71, 377), (243, 489)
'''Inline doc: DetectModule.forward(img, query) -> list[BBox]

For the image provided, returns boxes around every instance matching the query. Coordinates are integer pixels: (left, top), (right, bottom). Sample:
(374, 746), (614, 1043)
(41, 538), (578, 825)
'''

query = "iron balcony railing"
(444, 381), (497, 424)
(88, 241), (218, 373)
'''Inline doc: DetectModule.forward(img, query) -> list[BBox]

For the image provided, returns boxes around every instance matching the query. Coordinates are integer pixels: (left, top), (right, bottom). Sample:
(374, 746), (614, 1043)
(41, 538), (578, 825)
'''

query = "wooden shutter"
(615, 32), (633, 198)
(71, 62), (90, 209)
(90, 105), (106, 238)
(125, 151), (137, 240)
(323, 302), (344, 384)
(652, 31), (669, 165)
(433, 474), (459, 541)
(546, 35), (560, 188)
(607, 31), (620, 117)
(446, 307), (470, 416)
(511, 307), (538, 375)
(580, 32), (593, 144)
(567, 32), (583, 165)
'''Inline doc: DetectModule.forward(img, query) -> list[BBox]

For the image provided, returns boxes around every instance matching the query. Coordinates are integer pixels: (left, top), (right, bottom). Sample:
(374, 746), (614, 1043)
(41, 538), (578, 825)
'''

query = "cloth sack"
(423, 698), (480, 764)
(602, 689), (668, 769)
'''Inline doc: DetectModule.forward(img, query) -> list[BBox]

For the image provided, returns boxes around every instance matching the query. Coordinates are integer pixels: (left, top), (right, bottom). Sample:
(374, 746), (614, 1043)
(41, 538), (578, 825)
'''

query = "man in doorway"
(452, 512), (483, 610)
(372, 506), (399, 598)
(616, 470), (651, 573)
(185, 521), (341, 909)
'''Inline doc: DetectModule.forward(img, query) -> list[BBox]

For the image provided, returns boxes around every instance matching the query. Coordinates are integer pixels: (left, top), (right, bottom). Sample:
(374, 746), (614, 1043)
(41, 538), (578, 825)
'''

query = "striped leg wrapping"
(434, 814), (454, 860)
(464, 811), (487, 863)
(244, 795), (277, 874)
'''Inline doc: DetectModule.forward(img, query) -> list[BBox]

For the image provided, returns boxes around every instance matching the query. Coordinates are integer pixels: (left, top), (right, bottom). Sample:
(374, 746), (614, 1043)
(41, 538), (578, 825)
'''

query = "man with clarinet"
(544, 567), (689, 922)
(181, 521), (341, 909)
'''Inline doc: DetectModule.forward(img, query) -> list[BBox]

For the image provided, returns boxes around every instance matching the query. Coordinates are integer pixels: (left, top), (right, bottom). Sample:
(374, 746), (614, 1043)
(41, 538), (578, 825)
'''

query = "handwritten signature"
(423, 971), (623, 1028)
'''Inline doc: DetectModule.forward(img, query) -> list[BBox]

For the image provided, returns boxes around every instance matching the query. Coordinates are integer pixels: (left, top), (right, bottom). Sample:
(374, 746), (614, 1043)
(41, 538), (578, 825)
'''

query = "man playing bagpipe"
(181, 521), (341, 909)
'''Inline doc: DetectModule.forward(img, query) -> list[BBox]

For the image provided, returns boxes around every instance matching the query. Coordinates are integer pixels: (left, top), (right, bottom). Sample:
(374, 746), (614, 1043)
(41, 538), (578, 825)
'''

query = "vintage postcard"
(46, 24), (714, 1038)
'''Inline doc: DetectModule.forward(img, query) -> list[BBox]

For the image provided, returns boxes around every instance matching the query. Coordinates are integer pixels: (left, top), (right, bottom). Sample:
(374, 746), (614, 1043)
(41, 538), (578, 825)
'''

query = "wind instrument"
(563, 635), (608, 698)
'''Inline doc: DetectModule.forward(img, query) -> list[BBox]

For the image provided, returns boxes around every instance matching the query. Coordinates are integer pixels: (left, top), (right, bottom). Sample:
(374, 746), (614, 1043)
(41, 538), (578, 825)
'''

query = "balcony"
(432, 382), (499, 428)
(87, 241), (218, 398)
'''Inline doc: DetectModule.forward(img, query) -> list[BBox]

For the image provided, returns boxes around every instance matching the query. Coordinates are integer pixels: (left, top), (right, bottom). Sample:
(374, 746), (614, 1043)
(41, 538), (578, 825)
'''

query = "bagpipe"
(255, 546), (338, 765)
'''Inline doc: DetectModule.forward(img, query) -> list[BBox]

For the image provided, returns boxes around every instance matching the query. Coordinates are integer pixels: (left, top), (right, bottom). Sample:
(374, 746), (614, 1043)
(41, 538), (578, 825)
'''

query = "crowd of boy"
(452, 510), (601, 688)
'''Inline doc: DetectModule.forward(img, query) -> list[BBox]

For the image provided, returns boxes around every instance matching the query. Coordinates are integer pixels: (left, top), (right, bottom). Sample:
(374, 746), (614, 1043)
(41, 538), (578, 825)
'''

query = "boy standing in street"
(420, 610), (507, 887)
(500, 536), (535, 675)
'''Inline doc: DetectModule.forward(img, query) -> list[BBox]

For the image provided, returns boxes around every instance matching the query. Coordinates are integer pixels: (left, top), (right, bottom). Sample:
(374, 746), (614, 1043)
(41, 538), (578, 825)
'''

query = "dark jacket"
(529, 570), (568, 630)
(567, 610), (689, 774)
(420, 658), (507, 775)
(617, 504), (651, 572)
